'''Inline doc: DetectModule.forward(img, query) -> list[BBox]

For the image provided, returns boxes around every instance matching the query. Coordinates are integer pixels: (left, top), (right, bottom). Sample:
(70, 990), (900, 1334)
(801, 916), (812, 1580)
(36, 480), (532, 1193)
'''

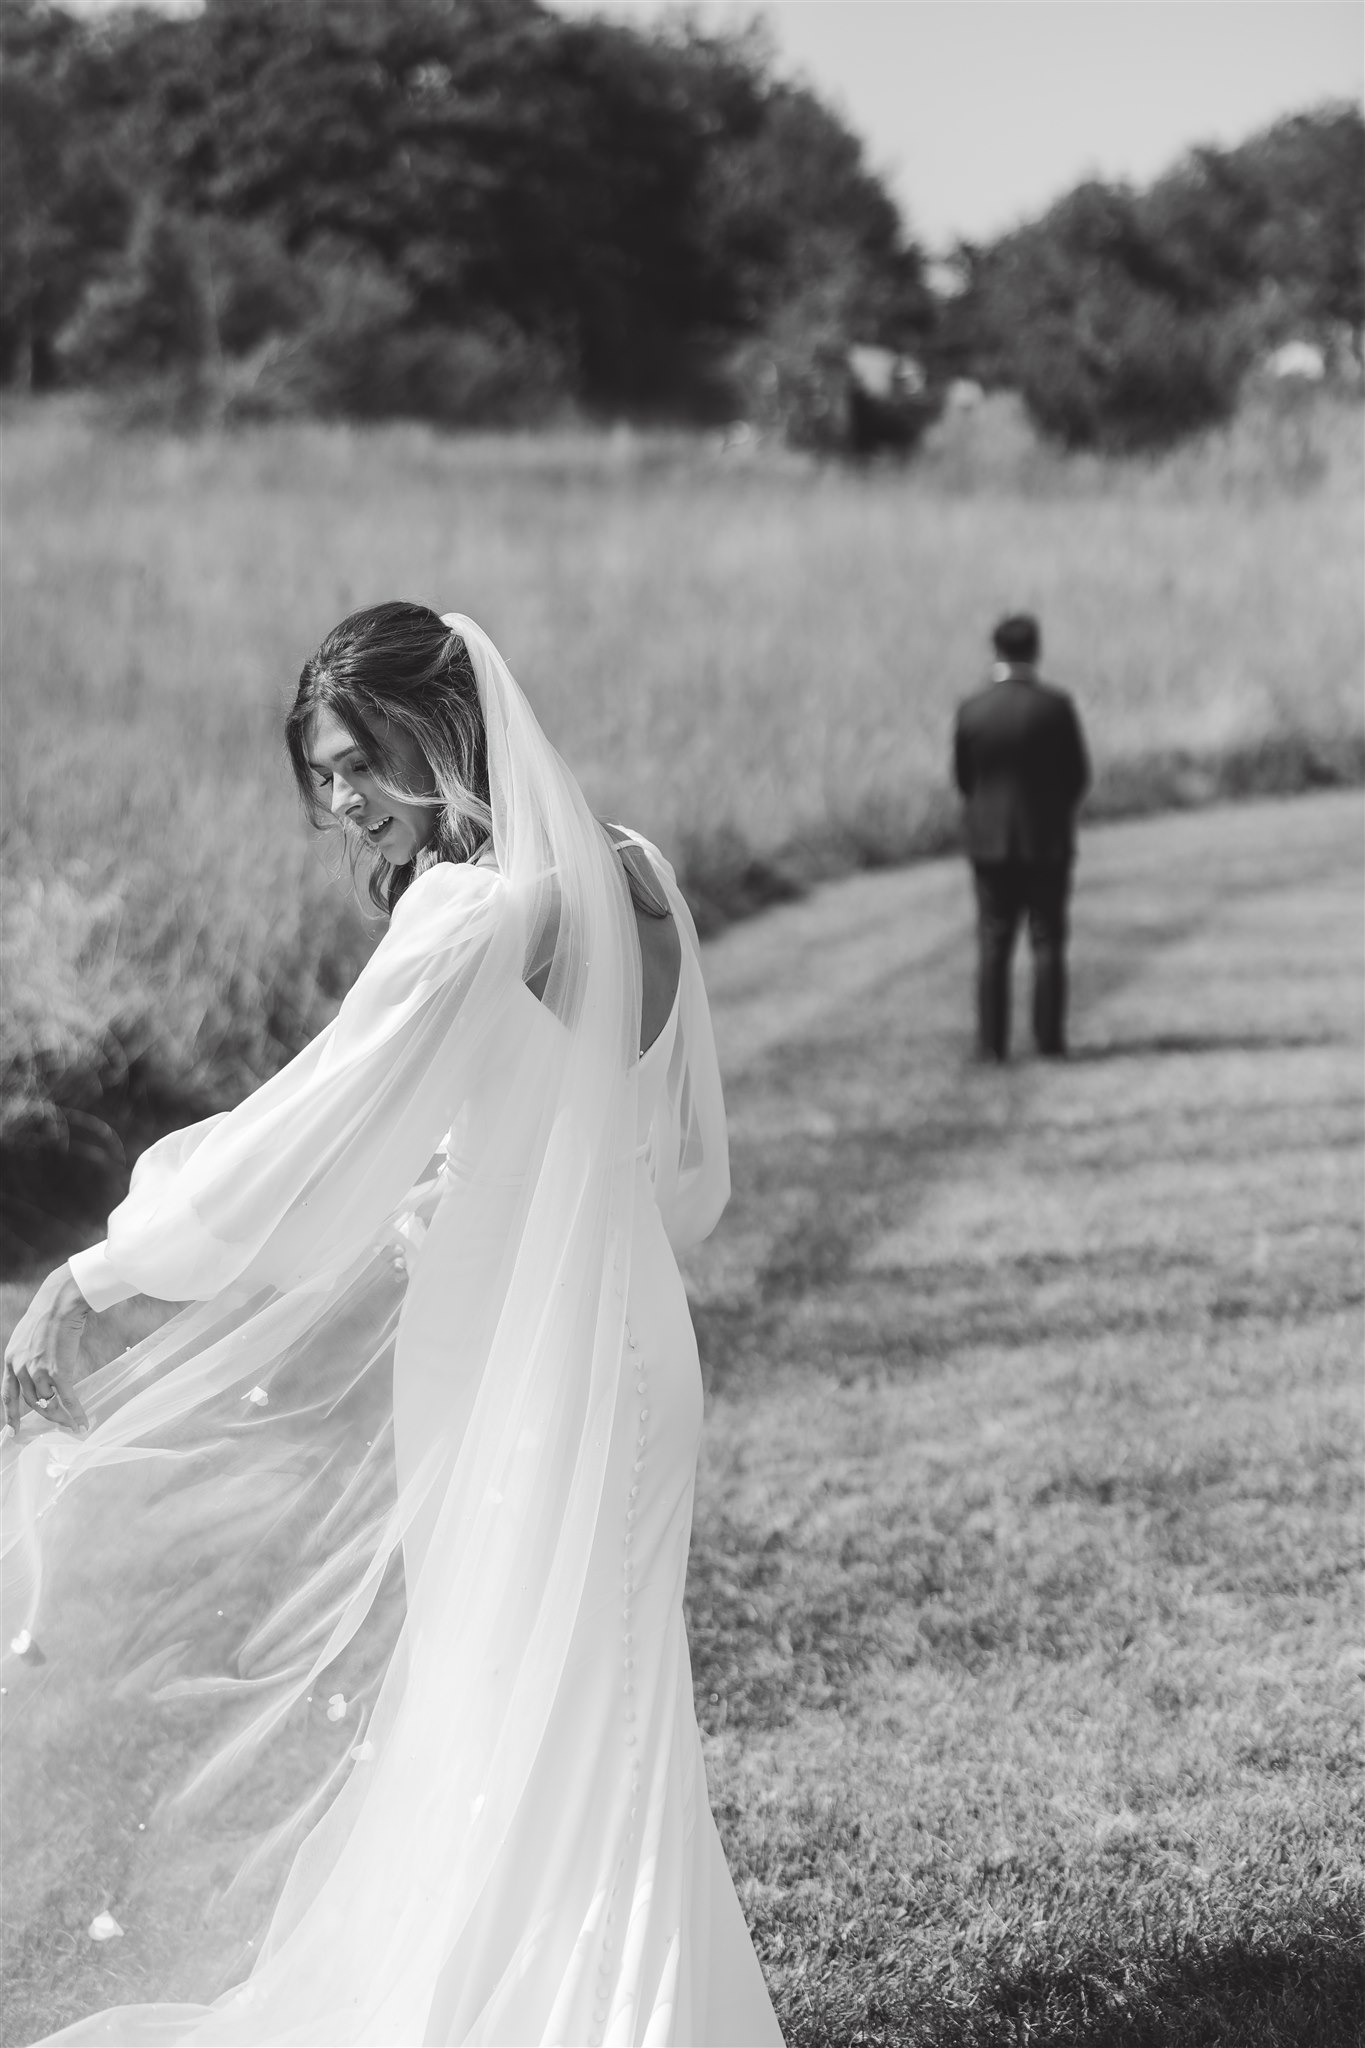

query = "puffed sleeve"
(67, 1245), (133, 1311)
(69, 862), (518, 1306)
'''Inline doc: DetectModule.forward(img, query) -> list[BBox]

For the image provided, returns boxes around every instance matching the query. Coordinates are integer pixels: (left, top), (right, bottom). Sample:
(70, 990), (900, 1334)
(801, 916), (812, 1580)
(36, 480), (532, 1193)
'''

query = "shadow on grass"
(969, 1922), (1365, 2048)
(779, 1916), (1364, 2047)
(0, 1073), (218, 1271)
(683, 730), (1365, 941)
(1068, 1030), (1340, 1062)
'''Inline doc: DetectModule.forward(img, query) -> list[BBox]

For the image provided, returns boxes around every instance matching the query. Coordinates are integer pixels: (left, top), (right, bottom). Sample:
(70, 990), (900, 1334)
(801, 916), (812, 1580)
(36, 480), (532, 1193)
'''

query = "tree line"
(940, 105), (1363, 451)
(1, 0), (1360, 452)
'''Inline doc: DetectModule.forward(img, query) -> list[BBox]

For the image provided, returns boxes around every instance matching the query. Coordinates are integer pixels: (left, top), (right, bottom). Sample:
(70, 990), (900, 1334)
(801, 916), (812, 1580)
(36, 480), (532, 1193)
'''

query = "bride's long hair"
(286, 601), (493, 912)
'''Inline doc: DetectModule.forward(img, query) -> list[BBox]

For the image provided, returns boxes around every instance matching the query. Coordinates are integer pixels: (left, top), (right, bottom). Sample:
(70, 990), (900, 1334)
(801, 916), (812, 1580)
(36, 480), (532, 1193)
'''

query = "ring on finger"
(35, 1393), (55, 1409)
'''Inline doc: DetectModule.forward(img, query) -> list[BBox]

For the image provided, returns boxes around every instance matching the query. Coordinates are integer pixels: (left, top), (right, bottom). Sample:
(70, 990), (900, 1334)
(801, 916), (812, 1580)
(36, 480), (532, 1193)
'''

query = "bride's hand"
(2, 1264), (91, 1436)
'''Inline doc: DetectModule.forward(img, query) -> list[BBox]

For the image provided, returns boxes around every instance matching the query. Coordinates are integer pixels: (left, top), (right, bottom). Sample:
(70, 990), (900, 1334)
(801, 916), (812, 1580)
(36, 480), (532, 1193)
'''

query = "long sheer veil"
(0, 617), (711, 2044)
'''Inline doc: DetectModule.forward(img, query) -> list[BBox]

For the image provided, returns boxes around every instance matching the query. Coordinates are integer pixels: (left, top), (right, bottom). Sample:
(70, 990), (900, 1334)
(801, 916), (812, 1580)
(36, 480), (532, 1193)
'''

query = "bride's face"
(306, 707), (440, 866)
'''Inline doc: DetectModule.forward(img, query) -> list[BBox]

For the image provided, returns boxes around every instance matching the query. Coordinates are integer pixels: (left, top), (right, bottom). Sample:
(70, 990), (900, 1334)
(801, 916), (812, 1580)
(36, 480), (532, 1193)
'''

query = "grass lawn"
(682, 789), (1363, 2045)
(3, 791), (1362, 2044)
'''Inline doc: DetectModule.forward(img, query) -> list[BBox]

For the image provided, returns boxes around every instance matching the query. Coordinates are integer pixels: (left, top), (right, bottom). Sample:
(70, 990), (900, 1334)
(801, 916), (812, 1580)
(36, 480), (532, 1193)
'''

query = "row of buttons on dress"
(589, 1321), (650, 2044)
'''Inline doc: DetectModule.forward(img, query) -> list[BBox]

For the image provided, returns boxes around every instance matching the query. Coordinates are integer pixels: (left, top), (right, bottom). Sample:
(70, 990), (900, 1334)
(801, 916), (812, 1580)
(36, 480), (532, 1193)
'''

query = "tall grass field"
(2, 389), (1362, 1255)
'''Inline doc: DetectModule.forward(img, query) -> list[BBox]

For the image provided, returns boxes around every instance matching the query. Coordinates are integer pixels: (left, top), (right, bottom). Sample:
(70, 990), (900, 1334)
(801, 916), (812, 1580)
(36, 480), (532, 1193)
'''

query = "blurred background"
(3, 10), (1364, 2047)
(0, 0), (1361, 1244)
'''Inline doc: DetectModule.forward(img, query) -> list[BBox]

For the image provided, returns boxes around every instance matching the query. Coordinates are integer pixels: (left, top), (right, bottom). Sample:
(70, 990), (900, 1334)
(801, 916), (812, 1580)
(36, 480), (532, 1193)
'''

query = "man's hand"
(2, 1264), (91, 1436)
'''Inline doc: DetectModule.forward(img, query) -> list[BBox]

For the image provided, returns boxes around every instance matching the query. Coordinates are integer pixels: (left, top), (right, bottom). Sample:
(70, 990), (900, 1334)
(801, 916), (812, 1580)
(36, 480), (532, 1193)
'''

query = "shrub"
(57, 202), (211, 385)
(1016, 288), (1255, 454)
(957, 184), (1260, 453)
(222, 252), (573, 428)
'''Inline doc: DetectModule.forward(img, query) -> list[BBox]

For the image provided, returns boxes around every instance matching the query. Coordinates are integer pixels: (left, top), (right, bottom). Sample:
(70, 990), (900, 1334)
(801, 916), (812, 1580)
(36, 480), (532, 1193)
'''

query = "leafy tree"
(58, 199), (213, 384)
(948, 102), (1364, 450)
(0, 1), (132, 387)
(75, 0), (733, 408)
(1136, 105), (1364, 358)
(2, 0), (934, 438)
(691, 43), (935, 436)
(1217, 105), (1363, 359)
(955, 181), (1257, 451)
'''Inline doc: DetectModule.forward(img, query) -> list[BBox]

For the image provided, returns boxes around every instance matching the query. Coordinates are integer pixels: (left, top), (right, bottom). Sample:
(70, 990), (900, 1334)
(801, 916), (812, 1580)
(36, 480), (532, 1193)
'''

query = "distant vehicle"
(846, 344), (926, 401)
(1265, 340), (1327, 382)
(719, 420), (759, 454)
(742, 340), (942, 456)
(844, 344), (940, 457)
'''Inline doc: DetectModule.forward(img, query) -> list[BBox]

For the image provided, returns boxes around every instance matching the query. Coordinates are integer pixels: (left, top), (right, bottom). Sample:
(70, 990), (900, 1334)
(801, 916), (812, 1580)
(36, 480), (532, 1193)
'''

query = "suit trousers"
(971, 859), (1072, 1059)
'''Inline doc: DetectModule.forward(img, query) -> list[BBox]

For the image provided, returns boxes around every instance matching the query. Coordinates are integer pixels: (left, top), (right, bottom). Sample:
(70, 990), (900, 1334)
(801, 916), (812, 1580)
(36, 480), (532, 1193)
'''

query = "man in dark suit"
(954, 614), (1091, 1060)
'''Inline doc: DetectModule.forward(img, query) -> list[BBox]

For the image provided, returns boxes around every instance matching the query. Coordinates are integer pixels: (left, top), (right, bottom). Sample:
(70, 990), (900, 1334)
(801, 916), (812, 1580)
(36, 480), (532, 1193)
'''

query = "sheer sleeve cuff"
(68, 1243), (138, 1312)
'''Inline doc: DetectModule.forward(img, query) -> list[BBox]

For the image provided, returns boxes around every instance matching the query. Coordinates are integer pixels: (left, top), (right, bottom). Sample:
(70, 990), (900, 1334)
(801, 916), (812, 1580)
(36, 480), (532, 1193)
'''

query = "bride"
(1, 605), (785, 2048)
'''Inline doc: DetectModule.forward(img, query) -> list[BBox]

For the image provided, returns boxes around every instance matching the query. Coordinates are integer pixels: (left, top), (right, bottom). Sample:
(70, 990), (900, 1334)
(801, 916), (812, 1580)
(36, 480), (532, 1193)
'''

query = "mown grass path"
(683, 790), (1363, 2045)
(4, 793), (1362, 2046)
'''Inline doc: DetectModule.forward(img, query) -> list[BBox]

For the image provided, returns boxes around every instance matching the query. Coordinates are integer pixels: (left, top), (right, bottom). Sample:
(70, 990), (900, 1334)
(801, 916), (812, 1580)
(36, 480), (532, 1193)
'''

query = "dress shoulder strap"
(601, 821), (671, 920)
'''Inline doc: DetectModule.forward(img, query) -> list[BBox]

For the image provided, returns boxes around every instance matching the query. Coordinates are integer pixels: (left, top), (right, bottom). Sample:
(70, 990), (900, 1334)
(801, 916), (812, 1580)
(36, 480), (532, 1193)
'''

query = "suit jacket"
(954, 672), (1090, 864)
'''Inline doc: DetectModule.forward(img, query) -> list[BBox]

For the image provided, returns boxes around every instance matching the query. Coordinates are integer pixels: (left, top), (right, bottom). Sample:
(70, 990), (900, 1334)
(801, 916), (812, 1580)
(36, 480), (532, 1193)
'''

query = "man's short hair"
(992, 613), (1040, 663)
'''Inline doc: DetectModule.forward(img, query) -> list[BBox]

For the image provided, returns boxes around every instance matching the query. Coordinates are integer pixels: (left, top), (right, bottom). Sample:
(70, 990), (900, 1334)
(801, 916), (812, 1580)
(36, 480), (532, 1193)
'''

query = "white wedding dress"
(1, 620), (784, 2048)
